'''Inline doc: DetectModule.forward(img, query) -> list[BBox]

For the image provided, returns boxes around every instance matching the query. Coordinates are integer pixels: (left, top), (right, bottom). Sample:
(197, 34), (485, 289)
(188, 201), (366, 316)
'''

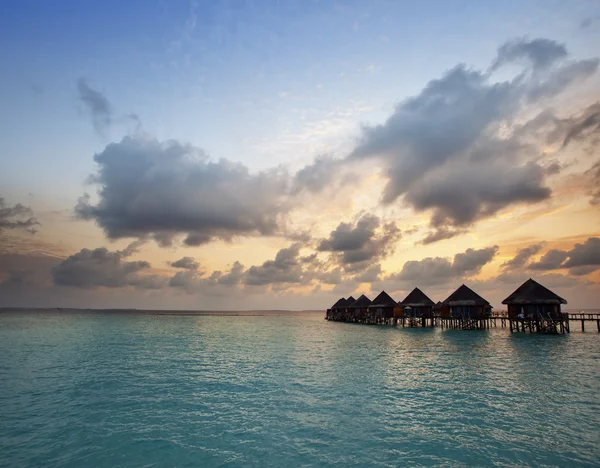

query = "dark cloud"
(0, 196), (39, 234)
(584, 161), (600, 205)
(562, 238), (600, 269)
(169, 270), (204, 292)
(527, 238), (600, 275)
(350, 64), (517, 202)
(527, 59), (599, 100)
(317, 214), (401, 269)
(213, 261), (245, 286)
(352, 264), (382, 283)
(501, 243), (544, 270)
(420, 227), (466, 245)
(529, 249), (569, 271)
(170, 256), (200, 270)
(452, 246), (500, 275)
(491, 37), (568, 71)
(292, 155), (340, 194)
(562, 103), (600, 148)
(76, 136), (291, 246)
(406, 160), (551, 230)
(317, 267), (344, 285)
(52, 241), (164, 289)
(77, 78), (112, 135)
(347, 38), (598, 242)
(245, 243), (311, 286)
(168, 260), (247, 293)
(393, 246), (498, 286)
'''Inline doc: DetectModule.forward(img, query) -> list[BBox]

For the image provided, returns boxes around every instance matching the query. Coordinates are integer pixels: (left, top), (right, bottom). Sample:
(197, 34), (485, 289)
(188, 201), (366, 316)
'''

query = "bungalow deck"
(326, 311), (600, 333)
(326, 280), (597, 334)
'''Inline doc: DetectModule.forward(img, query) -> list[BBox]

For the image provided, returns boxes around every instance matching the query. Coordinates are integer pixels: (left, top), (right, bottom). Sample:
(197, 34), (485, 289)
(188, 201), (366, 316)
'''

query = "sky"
(1, 0), (600, 310)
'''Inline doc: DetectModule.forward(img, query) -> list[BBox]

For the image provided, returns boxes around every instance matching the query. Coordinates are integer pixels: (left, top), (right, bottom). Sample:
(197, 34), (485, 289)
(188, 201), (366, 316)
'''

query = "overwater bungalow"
(441, 284), (492, 319)
(399, 287), (435, 318)
(348, 294), (372, 322)
(502, 278), (567, 320)
(327, 297), (348, 320)
(368, 291), (398, 323)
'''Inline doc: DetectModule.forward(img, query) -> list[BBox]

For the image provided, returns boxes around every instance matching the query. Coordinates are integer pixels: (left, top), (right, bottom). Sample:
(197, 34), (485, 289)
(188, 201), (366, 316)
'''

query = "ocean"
(1, 310), (599, 467)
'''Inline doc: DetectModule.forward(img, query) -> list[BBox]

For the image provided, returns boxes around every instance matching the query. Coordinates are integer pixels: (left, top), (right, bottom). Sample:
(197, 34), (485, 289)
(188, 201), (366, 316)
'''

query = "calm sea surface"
(1, 310), (599, 467)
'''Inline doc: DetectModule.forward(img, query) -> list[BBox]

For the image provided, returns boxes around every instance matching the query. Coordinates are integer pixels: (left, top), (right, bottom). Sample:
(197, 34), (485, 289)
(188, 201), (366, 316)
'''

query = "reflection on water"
(1, 311), (599, 467)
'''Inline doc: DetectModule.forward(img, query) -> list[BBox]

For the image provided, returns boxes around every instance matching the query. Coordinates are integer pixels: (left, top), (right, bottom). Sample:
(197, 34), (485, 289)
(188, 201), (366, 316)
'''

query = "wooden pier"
(326, 312), (600, 334)
(325, 280), (597, 335)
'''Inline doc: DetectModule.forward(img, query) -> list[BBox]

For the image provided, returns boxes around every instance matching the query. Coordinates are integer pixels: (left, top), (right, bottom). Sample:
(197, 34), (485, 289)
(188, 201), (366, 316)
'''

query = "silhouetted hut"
(442, 284), (492, 319)
(399, 288), (435, 318)
(348, 294), (372, 322)
(327, 297), (347, 320)
(502, 278), (567, 320)
(331, 297), (347, 310)
(434, 301), (443, 315)
(368, 291), (398, 321)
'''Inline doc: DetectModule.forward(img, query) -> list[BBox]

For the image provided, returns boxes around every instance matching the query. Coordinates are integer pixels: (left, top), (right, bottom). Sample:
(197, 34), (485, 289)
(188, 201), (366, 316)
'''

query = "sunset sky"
(1, 0), (599, 310)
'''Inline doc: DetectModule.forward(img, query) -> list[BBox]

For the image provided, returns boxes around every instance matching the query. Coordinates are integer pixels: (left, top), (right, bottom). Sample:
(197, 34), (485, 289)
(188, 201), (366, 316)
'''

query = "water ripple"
(1, 312), (599, 467)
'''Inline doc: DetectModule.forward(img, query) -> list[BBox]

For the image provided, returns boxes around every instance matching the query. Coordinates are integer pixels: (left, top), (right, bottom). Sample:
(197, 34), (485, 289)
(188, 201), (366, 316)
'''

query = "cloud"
(292, 155), (341, 194)
(317, 267), (344, 285)
(168, 260), (247, 294)
(406, 160), (551, 231)
(420, 227), (466, 245)
(212, 261), (245, 286)
(166, 246), (325, 293)
(452, 246), (500, 275)
(562, 238), (600, 269)
(170, 256), (200, 270)
(76, 135), (292, 246)
(580, 17), (594, 29)
(347, 37), (598, 242)
(527, 238), (600, 275)
(529, 249), (569, 271)
(77, 78), (112, 135)
(491, 37), (568, 71)
(501, 243), (544, 270)
(370, 245), (499, 296)
(399, 246), (497, 283)
(527, 58), (599, 100)
(52, 241), (165, 289)
(0, 196), (39, 233)
(352, 264), (382, 283)
(317, 214), (401, 270)
(562, 103), (600, 149)
(0, 269), (35, 286)
(169, 269), (204, 292)
(584, 160), (600, 205)
(245, 243), (313, 286)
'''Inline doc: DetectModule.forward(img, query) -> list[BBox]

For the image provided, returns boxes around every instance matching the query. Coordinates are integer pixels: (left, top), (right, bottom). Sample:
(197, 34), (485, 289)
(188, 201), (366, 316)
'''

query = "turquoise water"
(1, 311), (599, 467)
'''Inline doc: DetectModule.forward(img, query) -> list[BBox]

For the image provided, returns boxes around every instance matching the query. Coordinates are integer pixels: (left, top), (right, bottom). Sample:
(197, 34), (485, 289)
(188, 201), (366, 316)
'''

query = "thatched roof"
(502, 278), (567, 305)
(349, 294), (372, 308)
(369, 290), (397, 307)
(331, 297), (347, 309)
(443, 284), (490, 306)
(434, 301), (443, 310)
(399, 287), (435, 307)
(346, 295), (356, 304)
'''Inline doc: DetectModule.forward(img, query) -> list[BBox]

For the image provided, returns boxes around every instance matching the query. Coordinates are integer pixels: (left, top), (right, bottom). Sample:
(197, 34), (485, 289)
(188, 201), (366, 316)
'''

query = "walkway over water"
(326, 311), (600, 334)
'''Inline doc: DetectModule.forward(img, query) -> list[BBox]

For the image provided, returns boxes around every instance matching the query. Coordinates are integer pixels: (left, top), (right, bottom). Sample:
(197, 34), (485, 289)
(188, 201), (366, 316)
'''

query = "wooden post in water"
(581, 319), (585, 332)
